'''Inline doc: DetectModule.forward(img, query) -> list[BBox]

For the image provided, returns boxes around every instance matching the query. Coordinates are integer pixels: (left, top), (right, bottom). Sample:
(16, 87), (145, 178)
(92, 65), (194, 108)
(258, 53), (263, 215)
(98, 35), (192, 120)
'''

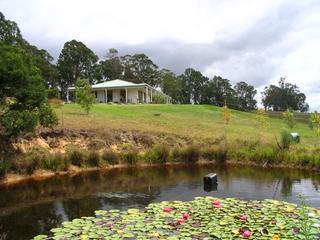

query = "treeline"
(1, 12), (309, 113)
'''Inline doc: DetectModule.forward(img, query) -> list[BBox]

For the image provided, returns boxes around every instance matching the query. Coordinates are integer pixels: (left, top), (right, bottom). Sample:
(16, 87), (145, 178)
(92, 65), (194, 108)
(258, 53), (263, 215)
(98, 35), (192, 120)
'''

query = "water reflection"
(0, 164), (319, 240)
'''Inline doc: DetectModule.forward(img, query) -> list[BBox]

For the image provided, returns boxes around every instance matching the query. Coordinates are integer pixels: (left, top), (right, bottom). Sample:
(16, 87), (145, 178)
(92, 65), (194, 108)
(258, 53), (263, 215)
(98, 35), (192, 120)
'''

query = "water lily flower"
(183, 213), (190, 219)
(240, 215), (249, 221)
(214, 203), (223, 208)
(271, 219), (277, 225)
(178, 218), (185, 224)
(292, 227), (300, 235)
(163, 207), (171, 213)
(242, 230), (252, 238)
(213, 199), (221, 205)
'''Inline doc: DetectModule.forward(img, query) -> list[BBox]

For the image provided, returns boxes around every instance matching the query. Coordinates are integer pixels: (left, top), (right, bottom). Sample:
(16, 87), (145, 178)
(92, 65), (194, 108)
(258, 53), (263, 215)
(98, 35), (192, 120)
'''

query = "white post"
(150, 89), (153, 103)
(146, 87), (148, 103)
(105, 88), (107, 103)
(125, 87), (128, 104)
(66, 89), (69, 103)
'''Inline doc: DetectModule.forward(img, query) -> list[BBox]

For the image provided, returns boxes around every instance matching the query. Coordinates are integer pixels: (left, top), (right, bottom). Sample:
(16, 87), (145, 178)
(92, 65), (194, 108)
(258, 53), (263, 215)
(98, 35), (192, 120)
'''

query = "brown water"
(0, 164), (319, 240)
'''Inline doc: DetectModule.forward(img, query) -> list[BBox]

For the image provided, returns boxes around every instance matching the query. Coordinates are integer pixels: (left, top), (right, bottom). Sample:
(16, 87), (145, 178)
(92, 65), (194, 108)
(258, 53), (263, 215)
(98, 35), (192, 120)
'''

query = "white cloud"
(1, 0), (320, 110)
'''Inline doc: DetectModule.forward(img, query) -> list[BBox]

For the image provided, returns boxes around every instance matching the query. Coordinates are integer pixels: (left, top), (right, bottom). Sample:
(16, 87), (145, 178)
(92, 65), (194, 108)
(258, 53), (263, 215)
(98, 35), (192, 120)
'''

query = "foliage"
(67, 148), (85, 167)
(201, 147), (228, 163)
(87, 151), (100, 167)
(160, 70), (182, 103)
(310, 111), (320, 137)
(255, 108), (269, 129)
(101, 150), (119, 165)
(234, 81), (257, 111)
(179, 145), (200, 163)
(75, 79), (96, 114)
(152, 93), (167, 104)
(121, 54), (159, 87)
(121, 149), (139, 165)
(41, 153), (70, 171)
(262, 77), (309, 112)
(144, 144), (170, 164)
(38, 103), (58, 129)
(179, 68), (208, 104)
(280, 130), (293, 150)
(222, 105), (231, 124)
(283, 108), (296, 129)
(33, 197), (320, 240)
(57, 40), (98, 98)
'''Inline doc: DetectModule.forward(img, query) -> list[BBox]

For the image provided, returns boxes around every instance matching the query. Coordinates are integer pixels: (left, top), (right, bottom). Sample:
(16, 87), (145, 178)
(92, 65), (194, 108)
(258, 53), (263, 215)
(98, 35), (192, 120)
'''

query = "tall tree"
(97, 48), (123, 81)
(159, 69), (182, 103)
(262, 78), (309, 112)
(0, 43), (57, 138)
(180, 68), (208, 104)
(234, 81), (257, 111)
(120, 54), (159, 86)
(201, 76), (236, 107)
(57, 40), (98, 98)
(0, 12), (24, 46)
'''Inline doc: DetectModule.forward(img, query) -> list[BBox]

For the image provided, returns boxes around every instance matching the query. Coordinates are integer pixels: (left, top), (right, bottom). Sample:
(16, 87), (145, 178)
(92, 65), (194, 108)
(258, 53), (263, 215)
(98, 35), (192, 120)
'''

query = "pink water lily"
(214, 203), (223, 208)
(163, 207), (171, 213)
(178, 218), (185, 224)
(242, 230), (252, 238)
(271, 219), (277, 225)
(183, 213), (190, 219)
(213, 199), (221, 205)
(240, 215), (249, 221)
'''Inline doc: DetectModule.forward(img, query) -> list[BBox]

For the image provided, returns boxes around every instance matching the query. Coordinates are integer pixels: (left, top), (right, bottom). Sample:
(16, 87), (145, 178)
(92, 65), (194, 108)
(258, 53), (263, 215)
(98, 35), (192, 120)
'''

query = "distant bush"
(180, 145), (200, 163)
(102, 150), (119, 165)
(121, 149), (139, 165)
(280, 130), (293, 150)
(87, 151), (100, 167)
(145, 144), (170, 164)
(42, 153), (70, 171)
(68, 148), (85, 167)
(201, 147), (228, 163)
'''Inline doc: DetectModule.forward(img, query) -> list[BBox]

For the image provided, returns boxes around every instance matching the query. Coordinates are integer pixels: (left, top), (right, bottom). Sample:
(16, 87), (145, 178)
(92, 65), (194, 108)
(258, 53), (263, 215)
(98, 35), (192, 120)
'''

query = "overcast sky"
(1, 0), (320, 110)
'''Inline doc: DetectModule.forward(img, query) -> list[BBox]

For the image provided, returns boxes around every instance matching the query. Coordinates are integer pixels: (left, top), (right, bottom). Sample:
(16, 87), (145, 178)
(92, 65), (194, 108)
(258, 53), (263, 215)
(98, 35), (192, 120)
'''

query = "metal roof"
(91, 79), (146, 89)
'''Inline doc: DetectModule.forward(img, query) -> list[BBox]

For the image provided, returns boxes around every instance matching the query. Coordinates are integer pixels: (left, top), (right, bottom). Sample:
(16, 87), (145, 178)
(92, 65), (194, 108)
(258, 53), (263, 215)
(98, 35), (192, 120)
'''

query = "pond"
(0, 164), (319, 240)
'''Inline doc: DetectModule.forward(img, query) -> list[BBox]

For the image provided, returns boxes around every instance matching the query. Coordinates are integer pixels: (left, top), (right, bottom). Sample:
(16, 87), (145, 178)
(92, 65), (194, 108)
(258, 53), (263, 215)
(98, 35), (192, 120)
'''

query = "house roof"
(68, 79), (171, 98)
(91, 79), (146, 89)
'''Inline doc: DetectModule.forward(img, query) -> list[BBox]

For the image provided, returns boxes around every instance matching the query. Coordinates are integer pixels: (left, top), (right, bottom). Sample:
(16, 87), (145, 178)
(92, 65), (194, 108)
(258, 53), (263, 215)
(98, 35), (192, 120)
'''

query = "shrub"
(201, 147), (228, 163)
(280, 130), (292, 150)
(41, 153), (70, 171)
(0, 160), (9, 179)
(180, 145), (200, 163)
(68, 149), (85, 167)
(87, 151), (100, 167)
(145, 144), (170, 164)
(121, 149), (139, 165)
(171, 147), (182, 162)
(102, 150), (119, 165)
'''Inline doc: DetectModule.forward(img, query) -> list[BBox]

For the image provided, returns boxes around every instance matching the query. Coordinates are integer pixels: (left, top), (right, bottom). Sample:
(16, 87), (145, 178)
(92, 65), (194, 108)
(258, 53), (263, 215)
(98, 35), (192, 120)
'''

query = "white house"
(67, 79), (172, 104)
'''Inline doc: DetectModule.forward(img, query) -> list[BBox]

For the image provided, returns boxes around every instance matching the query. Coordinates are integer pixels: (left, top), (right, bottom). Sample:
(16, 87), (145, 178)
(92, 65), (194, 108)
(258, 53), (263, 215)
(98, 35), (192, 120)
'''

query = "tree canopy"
(262, 78), (309, 112)
(57, 40), (98, 98)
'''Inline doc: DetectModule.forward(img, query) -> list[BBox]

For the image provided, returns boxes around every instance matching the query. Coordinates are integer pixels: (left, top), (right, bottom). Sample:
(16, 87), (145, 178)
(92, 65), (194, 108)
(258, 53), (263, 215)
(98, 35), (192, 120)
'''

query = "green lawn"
(57, 104), (317, 148)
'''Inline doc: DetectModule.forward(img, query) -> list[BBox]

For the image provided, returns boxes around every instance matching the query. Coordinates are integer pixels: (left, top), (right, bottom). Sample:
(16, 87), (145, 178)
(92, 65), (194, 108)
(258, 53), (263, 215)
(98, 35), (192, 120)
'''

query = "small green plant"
(222, 105), (231, 125)
(144, 144), (170, 164)
(283, 109), (296, 129)
(102, 150), (119, 165)
(255, 108), (269, 129)
(180, 145), (200, 163)
(121, 149), (139, 165)
(75, 79), (96, 114)
(87, 151), (100, 167)
(42, 153), (70, 171)
(68, 149), (85, 167)
(280, 130), (293, 150)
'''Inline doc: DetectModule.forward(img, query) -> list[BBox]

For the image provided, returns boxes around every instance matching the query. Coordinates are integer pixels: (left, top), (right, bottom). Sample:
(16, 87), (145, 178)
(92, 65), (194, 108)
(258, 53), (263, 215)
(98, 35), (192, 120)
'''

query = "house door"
(120, 89), (126, 103)
(107, 90), (113, 102)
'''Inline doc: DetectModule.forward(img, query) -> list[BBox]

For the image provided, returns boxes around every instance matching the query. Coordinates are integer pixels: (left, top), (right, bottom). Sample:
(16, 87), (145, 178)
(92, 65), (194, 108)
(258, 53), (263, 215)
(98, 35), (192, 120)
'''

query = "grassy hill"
(58, 104), (316, 149)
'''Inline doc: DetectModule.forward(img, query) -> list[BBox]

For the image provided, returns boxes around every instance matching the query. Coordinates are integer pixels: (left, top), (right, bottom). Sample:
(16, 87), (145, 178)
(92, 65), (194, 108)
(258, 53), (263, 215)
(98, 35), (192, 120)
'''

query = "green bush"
(102, 150), (119, 165)
(0, 160), (9, 179)
(41, 153), (70, 171)
(68, 149), (85, 167)
(145, 144), (170, 164)
(171, 147), (182, 162)
(201, 147), (228, 163)
(280, 130), (292, 150)
(180, 145), (200, 163)
(121, 149), (139, 165)
(87, 151), (100, 167)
